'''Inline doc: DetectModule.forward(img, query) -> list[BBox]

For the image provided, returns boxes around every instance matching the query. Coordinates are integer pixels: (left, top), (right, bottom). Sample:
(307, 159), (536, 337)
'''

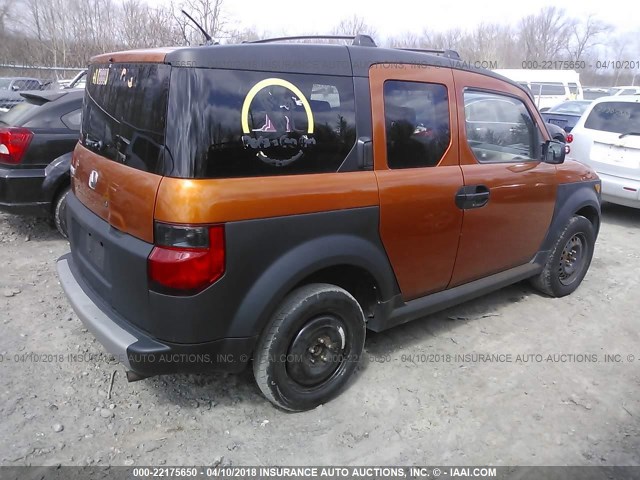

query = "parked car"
(583, 87), (611, 100)
(569, 95), (640, 208)
(0, 89), (83, 236)
(0, 77), (44, 112)
(493, 69), (584, 109)
(541, 100), (592, 132)
(58, 70), (88, 90)
(609, 86), (640, 96)
(56, 37), (601, 411)
(66, 70), (87, 89)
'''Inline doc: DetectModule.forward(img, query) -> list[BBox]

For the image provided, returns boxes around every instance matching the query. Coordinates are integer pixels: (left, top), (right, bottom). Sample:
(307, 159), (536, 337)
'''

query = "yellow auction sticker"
(241, 78), (314, 134)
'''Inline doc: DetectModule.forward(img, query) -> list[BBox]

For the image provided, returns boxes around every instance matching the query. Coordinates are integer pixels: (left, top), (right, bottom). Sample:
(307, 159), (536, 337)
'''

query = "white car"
(569, 95), (640, 208)
(610, 86), (640, 96)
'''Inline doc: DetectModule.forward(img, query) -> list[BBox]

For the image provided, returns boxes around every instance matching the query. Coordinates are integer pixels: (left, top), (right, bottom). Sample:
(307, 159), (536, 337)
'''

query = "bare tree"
(224, 26), (262, 44)
(177, 0), (226, 44)
(519, 7), (574, 61)
(568, 14), (612, 60)
(387, 32), (421, 49)
(332, 15), (378, 41)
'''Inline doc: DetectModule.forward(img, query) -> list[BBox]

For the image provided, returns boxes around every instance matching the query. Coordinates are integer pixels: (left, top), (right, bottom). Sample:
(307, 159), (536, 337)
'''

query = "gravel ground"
(0, 204), (639, 467)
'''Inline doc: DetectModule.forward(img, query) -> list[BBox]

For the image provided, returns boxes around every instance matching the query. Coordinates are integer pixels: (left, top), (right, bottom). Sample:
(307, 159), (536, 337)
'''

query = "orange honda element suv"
(57, 35), (601, 411)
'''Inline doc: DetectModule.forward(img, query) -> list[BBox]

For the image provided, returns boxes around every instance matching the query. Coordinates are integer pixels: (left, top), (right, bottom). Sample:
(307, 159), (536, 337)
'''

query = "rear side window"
(383, 80), (450, 169)
(584, 102), (640, 134)
(61, 109), (82, 130)
(81, 63), (171, 174)
(464, 91), (540, 163)
(165, 69), (356, 179)
(13, 79), (40, 91)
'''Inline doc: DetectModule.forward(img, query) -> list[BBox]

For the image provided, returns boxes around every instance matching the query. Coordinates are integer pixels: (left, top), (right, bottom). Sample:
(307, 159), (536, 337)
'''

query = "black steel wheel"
(531, 215), (595, 297)
(53, 186), (71, 239)
(253, 283), (366, 411)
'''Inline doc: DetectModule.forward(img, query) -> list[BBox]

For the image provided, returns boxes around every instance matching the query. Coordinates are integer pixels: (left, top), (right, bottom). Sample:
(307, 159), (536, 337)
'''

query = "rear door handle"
(455, 185), (490, 209)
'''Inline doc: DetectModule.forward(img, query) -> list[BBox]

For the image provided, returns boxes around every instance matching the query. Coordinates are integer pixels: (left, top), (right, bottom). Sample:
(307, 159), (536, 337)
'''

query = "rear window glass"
(81, 63), (171, 174)
(548, 101), (590, 115)
(0, 101), (37, 126)
(584, 102), (640, 134)
(165, 68), (356, 179)
(584, 90), (607, 100)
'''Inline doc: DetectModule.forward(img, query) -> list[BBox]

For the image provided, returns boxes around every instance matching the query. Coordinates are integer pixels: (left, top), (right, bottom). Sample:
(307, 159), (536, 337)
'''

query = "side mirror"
(543, 139), (566, 164)
(11, 85), (19, 91)
(539, 107), (550, 113)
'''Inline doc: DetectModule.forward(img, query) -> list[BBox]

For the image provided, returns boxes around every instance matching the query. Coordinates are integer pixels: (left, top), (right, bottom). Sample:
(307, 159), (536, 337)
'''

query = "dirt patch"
(1, 204), (639, 466)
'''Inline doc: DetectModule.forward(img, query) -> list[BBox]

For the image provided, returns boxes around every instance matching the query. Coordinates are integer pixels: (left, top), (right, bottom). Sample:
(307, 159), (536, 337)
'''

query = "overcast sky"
(221, 0), (634, 40)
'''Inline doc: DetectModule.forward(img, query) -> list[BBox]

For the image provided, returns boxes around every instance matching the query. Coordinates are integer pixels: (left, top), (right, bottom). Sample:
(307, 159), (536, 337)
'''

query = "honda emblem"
(88, 170), (99, 190)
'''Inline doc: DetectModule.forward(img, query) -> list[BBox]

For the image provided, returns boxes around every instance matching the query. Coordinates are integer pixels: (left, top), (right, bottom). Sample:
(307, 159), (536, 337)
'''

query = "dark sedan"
(0, 89), (83, 237)
(541, 100), (592, 133)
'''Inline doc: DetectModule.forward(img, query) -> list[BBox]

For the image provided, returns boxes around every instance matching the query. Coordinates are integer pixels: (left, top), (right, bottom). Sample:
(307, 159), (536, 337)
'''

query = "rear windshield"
(0, 101), (37, 126)
(81, 63), (171, 174)
(548, 101), (590, 115)
(165, 68), (356, 178)
(583, 91), (607, 100)
(584, 101), (640, 134)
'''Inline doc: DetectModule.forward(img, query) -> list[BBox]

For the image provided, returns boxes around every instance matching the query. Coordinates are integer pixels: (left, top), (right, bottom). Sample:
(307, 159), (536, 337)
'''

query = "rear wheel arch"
(230, 235), (399, 344)
(291, 264), (381, 320)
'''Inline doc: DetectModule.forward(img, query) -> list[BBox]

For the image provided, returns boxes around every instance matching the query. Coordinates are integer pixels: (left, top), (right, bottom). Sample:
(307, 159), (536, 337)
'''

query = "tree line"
(1, 0), (638, 86)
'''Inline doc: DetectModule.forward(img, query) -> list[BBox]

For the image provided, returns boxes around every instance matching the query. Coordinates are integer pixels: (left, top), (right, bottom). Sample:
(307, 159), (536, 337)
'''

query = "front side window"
(383, 80), (450, 169)
(568, 83), (579, 95)
(464, 90), (541, 163)
(584, 102), (640, 134)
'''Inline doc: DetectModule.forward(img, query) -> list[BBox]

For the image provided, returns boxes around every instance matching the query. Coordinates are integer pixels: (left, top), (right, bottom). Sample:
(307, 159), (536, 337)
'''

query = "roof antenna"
(181, 10), (215, 45)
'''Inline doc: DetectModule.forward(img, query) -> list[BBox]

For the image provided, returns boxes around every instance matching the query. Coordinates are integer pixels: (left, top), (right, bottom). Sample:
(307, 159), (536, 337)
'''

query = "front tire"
(253, 283), (366, 411)
(531, 215), (595, 297)
(53, 186), (71, 238)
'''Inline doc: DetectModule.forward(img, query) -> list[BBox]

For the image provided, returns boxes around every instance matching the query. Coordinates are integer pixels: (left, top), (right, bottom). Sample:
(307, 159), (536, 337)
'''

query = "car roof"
(90, 43), (530, 98)
(592, 95), (640, 104)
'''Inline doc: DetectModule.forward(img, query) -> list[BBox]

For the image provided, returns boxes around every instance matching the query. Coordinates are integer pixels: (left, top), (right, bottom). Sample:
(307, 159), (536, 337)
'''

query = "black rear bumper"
(57, 253), (255, 376)
(0, 165), (50, 215)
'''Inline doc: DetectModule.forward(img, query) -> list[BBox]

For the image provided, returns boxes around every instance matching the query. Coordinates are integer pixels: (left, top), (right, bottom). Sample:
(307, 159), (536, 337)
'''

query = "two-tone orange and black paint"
(57, 37), (601, 410)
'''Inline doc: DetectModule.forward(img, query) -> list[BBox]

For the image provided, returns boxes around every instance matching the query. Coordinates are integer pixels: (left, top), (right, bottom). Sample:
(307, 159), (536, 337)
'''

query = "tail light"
(0, 127), (33, 165)
(566, 133), (573, 143)
(148, 223), (225, 295)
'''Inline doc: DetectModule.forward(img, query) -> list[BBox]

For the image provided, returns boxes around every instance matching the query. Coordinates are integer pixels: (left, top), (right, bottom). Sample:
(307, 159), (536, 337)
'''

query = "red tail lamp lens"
(148, 224), (225, 294)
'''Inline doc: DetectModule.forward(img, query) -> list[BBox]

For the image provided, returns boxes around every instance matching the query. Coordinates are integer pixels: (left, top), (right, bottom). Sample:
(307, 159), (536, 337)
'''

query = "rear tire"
(253, 283), (366, 411)
(53, 186), (70, 239)
(531, 215), (595, 297)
